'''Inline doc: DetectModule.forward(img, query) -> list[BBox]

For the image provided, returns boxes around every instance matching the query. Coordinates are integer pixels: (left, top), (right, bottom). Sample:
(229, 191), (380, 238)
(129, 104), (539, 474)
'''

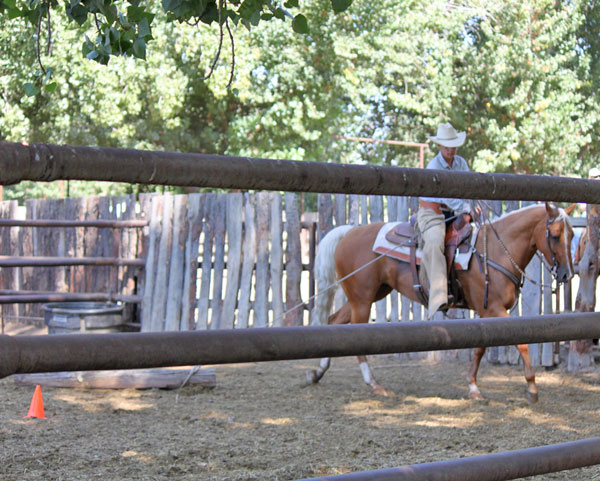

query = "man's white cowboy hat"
(589, 167), (600, 178)
(428, 122), (466, 148)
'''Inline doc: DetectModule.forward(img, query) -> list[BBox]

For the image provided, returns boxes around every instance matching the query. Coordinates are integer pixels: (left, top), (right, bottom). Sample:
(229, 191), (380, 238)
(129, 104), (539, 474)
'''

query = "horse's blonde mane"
(491, 203), (571, 226)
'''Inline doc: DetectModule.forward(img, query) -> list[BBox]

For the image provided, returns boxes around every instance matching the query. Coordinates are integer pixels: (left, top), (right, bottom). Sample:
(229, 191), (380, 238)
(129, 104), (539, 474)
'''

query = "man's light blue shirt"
(420, 151), (471, 214)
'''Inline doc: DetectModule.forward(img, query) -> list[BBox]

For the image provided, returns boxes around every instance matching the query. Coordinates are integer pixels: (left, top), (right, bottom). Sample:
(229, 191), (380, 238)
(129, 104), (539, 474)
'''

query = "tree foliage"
(1, 0), (599, 201)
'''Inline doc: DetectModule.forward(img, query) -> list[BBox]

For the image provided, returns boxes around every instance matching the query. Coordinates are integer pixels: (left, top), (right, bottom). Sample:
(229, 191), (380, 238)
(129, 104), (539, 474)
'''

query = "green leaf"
(43, 82), (57, 93)
(292, 13), (308, 33)
(6, 7), (22, 19)
(284, 0), (299, 8)
(66, 4), (89, 25)
(331, 0), (352, 14)
(138, 16), (151, 38)
(200, 1), (218, 24)
(132, 38), (146, 60)
(23, 82), (40, 97)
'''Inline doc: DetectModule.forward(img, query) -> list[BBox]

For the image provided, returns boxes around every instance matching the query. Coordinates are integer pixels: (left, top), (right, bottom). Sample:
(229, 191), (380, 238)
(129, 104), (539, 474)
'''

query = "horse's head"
(574, 205), (600, 312)
(575, 236), (599, 311)
(541, 202), (575, 284)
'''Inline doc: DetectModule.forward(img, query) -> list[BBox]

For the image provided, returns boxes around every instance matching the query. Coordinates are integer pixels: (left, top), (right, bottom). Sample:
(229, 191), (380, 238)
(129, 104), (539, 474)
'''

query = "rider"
(417, 122), (473, 318)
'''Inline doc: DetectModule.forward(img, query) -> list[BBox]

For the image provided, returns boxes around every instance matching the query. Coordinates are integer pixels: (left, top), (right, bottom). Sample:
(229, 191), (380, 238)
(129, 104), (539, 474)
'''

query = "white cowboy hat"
(589, 167), (600, 178)
(428, 122), (466, 148)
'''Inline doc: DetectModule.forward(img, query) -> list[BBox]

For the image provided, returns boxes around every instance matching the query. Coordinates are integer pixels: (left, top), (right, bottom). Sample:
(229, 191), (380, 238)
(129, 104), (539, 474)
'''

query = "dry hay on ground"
(1, 355), (599, 481)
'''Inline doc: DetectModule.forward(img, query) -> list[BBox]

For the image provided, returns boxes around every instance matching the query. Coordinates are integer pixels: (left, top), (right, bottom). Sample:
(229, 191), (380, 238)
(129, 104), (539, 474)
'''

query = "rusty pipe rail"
(2, 312), (600, 379)
(2, 142), (600, 203)
(296, 437), (600, 481)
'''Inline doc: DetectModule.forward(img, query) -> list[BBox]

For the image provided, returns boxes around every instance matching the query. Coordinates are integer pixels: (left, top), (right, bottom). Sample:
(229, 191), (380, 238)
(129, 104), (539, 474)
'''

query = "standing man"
(417, 122), (472, 318)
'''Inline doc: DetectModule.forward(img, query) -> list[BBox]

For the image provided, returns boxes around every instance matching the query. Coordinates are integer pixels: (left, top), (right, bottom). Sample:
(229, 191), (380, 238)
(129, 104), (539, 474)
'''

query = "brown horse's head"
(541, 202), (575, 284)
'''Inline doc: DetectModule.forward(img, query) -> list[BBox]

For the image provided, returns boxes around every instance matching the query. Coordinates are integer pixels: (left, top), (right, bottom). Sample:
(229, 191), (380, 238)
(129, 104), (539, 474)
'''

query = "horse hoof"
(373, 385), (392, 397)
(306, 370), (319, 385)
(525, 391), (539, 404)
(469, 391), (485, 401)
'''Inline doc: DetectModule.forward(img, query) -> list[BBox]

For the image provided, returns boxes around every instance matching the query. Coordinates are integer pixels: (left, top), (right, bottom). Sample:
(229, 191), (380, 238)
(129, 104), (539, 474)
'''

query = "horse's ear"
(564, 203), (577, 216)
(545, 202), (559, 220)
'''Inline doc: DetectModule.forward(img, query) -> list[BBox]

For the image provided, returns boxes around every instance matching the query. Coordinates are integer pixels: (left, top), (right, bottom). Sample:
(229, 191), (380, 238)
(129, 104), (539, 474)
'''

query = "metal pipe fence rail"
(2, 312), (600, 379)
(295, 437), (600, 481)
(2, 141), (600, 203)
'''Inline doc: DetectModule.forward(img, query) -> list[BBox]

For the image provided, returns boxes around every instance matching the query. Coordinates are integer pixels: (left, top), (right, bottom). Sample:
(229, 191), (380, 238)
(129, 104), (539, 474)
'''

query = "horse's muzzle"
(556, 265), (573, 284)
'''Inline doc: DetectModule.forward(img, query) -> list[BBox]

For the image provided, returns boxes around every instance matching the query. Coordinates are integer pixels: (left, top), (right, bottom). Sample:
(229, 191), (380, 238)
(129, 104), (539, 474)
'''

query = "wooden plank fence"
(0, 192), (585, 367)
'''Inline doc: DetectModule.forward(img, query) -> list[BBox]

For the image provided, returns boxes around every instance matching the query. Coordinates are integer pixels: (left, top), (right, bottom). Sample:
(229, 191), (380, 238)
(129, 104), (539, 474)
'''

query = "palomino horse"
(308, 203), (574, 403)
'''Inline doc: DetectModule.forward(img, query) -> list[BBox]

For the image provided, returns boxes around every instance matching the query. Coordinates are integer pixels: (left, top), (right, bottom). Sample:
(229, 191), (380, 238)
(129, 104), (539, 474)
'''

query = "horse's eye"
(550, 234), (560, 242)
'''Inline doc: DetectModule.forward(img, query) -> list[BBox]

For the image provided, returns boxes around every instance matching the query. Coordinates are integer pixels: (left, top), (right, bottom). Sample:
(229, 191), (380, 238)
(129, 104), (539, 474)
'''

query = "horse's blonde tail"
(310, 225), (354, 326)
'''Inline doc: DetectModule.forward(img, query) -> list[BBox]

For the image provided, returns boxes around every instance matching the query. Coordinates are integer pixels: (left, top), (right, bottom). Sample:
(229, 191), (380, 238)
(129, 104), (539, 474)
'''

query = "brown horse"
(308, 203), (575, 403)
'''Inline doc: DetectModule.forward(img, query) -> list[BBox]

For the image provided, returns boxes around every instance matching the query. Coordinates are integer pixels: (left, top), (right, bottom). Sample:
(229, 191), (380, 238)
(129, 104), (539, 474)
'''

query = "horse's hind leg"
(517, 344), (538, 403)
(306, 302), (352, 385)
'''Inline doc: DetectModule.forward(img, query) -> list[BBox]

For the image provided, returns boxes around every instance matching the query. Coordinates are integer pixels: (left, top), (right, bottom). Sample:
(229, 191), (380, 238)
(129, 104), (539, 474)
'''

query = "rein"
(476, 201), (557, 295)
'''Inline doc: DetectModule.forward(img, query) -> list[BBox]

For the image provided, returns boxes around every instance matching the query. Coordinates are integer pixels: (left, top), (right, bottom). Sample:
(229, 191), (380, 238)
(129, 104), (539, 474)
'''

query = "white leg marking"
(359, 361), (374, 385)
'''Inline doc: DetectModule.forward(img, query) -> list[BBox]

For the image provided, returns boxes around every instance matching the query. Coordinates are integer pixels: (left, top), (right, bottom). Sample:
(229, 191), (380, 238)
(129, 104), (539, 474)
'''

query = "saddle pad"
(372, 222), (479, 270)
(373, 222), (421, 264)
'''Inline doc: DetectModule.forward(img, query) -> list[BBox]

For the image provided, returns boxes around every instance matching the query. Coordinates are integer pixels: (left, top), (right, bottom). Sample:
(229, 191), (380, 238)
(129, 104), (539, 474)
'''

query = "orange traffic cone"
(25, 385), (46, 419)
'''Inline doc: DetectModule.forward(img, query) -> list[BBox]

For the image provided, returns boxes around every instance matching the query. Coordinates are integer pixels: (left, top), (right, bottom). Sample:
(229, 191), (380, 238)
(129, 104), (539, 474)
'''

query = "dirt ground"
(1, 325), (600, 481)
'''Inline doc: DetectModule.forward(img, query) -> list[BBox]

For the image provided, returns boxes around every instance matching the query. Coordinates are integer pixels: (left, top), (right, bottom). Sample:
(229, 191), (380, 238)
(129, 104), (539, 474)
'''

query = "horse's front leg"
(467, 347), (486, 400)
(350, 302), (392, 396)
(517, 344), (538, 403)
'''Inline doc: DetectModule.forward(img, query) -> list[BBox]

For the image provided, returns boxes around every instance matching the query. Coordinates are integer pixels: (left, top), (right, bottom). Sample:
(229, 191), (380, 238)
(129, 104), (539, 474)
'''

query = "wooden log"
(180, 194), (203, 330)
(334, 194), (346, 226)
(12, 367), (216, 390)
(360, 196), (368, 225)
(141, 196), (161, 331)
(0, 201), (18, 326)
(237, 194), (257, 329)
(149, 195), (174, 332)
(284, 193), (303, 326)
(196, 194), (215, 331)
(0, 256), (145, 267)
(270, 193), (284, 326)
(96, 197), (112, 295)
(164, 195), (188, 331)
(254, 192), (271, 327)
(0, 293), (142, 304)
(0, 219), (148, 227)
(317, 193), (333, 242)
(221, 194), (243, 330)
(21, 200), (35, 322)
(348, 194), (360, 225)
(209, 195), (226, 329)
(118, 195), (139, 304)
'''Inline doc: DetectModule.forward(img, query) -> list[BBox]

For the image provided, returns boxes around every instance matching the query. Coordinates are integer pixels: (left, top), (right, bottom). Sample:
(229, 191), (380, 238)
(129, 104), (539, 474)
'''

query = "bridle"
(476, 203), (571, 308)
